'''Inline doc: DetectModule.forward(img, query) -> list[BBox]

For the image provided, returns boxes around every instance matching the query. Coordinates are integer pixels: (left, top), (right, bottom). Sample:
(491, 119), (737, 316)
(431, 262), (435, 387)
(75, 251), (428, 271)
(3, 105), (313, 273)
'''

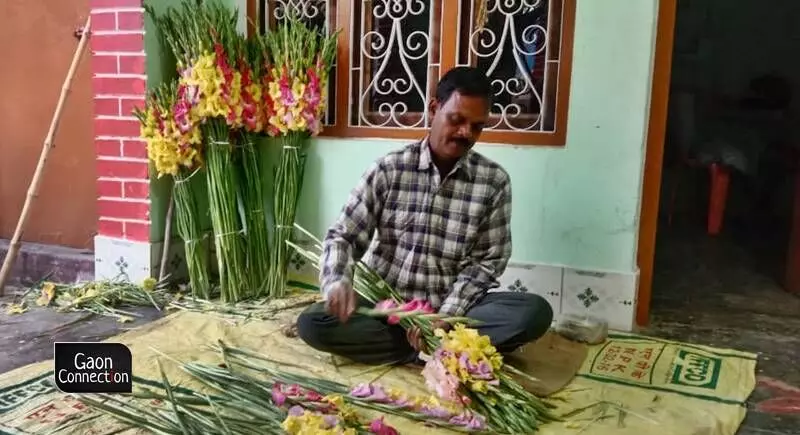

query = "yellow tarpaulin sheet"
(0, 306), (757, 435)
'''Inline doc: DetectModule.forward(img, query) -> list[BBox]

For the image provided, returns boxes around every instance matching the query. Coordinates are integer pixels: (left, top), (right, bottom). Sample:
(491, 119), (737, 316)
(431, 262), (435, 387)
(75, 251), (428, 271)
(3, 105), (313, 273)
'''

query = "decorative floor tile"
(561, 268), (637, 331)
(495, 262), (563, 314)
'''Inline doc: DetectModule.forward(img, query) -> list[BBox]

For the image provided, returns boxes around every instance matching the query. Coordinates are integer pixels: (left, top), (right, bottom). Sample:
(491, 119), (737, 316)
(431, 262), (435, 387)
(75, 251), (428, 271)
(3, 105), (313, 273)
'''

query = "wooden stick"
(158, 188), (175, 281)
(0, 16), (92, 295)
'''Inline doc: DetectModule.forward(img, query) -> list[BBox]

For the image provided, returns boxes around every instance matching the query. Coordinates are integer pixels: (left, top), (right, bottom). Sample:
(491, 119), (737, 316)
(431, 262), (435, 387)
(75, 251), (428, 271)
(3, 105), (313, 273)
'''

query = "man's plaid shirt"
(319, 139), (513, 317)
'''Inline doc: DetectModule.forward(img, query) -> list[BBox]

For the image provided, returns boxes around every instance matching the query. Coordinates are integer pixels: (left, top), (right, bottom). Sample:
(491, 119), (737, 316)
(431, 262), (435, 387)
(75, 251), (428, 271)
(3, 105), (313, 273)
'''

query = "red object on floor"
(756, 377), (800, 415)
(707, 163), (730, 235)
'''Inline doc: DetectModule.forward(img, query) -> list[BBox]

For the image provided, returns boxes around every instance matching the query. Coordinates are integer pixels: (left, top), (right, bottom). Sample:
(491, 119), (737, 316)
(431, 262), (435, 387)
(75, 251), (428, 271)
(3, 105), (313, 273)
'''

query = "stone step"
(0, 239), (93, 289)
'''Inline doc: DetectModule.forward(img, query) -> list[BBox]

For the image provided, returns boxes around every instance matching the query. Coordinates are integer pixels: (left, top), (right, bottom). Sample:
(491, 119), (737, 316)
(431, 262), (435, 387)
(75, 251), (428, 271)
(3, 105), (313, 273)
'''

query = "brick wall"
(90, 0), (150, 243)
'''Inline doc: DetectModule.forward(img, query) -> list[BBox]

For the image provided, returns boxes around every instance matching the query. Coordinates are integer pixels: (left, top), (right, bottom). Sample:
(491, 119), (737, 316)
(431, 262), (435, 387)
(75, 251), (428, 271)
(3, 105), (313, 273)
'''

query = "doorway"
(649, 0), (800, 318)
(637, 3), (800, 430)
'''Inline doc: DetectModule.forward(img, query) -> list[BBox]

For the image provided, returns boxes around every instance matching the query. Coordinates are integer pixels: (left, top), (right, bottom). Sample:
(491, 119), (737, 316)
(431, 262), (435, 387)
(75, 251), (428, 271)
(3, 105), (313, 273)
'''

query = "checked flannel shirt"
(319, 139), (513, 317)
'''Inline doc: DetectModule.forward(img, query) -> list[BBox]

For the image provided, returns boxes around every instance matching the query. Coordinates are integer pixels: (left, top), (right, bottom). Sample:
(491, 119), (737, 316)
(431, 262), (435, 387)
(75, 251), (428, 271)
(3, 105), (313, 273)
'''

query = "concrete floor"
(1, 226), (798, 434)
(646, 225), (800, 435)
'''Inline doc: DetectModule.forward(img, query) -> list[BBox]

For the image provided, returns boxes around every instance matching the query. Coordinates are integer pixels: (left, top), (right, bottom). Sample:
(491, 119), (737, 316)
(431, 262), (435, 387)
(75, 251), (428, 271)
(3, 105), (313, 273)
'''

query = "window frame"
(250, 0), (577, 146)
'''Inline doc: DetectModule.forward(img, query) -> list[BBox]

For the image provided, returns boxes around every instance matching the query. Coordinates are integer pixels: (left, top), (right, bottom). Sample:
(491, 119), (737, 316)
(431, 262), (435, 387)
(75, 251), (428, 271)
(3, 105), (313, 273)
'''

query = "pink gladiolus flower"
(368, 417), (399, 435)
(401, 299), (435, 315)
(271, 385), (287, 406)
(422, 359), (460, 403)
(322, 414), (340, 429)
(449, 411), (487, 430)
(375, 300), (397, 311)
(304, 390), (323, 402)
(172, 100), (191, 133)
(279, 72), (296, 107)
(349, 383), (390, 402)
(420, 404), (455, 419)
(374, 300), (401, 324)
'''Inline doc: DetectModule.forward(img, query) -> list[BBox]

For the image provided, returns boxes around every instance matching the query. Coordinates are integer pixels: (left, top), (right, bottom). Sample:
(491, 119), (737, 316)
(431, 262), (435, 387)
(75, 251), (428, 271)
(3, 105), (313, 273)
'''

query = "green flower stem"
(239, 134), (271, 297)
(268, 132), (308, 298)
(174, 169), (211, 299)
(204, 119), (246, 303)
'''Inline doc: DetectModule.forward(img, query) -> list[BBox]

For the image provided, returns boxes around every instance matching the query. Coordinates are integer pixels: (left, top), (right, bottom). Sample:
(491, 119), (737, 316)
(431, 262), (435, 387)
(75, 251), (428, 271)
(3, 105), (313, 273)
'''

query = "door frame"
(636, 0), (678, 326)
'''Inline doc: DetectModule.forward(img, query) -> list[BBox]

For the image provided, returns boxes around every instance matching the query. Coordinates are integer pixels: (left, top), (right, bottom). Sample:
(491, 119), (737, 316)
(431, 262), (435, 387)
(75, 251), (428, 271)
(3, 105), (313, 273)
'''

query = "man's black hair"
(435, 66), (493, 105)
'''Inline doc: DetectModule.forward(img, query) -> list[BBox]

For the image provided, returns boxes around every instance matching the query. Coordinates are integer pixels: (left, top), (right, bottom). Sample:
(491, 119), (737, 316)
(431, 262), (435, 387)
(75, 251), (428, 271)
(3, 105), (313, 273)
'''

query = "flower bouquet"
(134, 82), (211, 299)
(260, 14), (338, 298)
(422, 324), (559, 433)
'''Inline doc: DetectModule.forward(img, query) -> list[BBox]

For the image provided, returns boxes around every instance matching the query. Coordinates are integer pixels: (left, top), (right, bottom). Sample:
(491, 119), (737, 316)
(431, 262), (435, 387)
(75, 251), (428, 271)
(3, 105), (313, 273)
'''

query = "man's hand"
(325, 282), (357, 323)
(406, 321), (451, 353)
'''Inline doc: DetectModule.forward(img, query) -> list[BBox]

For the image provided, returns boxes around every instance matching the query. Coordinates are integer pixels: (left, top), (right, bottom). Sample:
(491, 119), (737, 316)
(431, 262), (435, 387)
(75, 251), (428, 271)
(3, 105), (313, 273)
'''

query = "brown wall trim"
(636, 0), (678, 326)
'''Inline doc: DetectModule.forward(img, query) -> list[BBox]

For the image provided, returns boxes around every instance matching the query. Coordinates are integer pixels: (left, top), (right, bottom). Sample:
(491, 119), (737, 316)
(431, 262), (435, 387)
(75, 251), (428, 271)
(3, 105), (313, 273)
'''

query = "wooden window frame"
(249, 0), (576, 146)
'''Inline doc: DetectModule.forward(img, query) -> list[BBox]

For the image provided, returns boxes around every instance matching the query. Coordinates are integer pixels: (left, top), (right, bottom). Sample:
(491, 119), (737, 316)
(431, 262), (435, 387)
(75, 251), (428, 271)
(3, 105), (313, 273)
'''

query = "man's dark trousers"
(296, 292), (554, 365)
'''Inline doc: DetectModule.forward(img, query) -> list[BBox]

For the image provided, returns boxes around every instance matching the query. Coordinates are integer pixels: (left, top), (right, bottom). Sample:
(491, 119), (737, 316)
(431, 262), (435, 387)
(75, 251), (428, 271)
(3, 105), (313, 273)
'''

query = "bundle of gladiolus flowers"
(261, 14), (338, 300)
(365, 300), (559, 432)
(134, 83), (211, 299)
(424, 325), (503, 399)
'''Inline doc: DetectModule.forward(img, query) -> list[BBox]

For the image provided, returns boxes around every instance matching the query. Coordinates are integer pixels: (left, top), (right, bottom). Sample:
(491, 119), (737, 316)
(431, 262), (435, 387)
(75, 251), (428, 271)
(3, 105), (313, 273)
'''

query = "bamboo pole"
(0, 16), (92, 295)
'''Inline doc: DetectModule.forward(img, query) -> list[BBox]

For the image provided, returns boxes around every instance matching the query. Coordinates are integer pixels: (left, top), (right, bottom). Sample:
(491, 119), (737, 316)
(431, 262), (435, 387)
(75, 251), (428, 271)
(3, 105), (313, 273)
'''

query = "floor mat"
(0, 304), (757, 435)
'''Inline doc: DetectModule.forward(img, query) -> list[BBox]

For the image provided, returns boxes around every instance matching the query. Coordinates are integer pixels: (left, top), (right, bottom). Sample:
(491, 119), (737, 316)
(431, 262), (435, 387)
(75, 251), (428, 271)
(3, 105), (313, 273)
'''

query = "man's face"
(428, 91), (489, 163)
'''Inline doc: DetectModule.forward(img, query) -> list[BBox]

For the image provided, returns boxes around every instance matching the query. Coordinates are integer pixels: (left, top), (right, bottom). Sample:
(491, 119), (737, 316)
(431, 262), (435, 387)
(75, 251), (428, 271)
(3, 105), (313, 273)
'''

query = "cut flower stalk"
(204, 120), (247, 303)
(174, 169), (212, 299)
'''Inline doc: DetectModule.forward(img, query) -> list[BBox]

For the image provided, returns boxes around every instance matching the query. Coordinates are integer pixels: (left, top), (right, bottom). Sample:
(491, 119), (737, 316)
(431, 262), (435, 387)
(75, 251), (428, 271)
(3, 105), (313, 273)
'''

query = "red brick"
(122, 140), (148, 158)
(92, 54), (118, 74)
(118, 55), (145, 75)
(91, 12), (116, 31)
(97, 180), (123, 197)
(91, 0), (142, 7)
(123, 181), (149, 199)
(93, 76), (146, 96)
(124, 221), (150, 241)
(91, 33), (143, 53)
(94, 98), (120, 116)
(98, 199), (149, 220)
(95, 139), (121, 156)
(96, 159), (148, 178)
(120, 97), (144, 116)
(94, 118), (141, 137)
(116, 11), (144, 31)
(97, 219), (124, 238)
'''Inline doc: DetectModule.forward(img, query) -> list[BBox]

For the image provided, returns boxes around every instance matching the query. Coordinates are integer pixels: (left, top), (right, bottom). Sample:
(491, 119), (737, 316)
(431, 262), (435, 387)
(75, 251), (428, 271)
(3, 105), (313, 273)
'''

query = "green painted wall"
(144, 0), (659, 274)
(294, 0), (659, 274)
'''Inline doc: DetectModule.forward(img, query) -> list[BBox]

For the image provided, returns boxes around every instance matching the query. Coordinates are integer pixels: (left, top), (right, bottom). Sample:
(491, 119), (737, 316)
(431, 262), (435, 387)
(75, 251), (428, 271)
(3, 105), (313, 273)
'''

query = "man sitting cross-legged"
(296, 66), (553, 365)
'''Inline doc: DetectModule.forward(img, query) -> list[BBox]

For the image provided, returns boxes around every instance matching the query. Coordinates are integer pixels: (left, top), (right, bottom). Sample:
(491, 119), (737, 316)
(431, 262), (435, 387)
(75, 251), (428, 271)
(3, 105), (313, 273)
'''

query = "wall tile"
(94, 235), (153, 283)
(562, 268), (637, 331)
(495, 263), (564, 314)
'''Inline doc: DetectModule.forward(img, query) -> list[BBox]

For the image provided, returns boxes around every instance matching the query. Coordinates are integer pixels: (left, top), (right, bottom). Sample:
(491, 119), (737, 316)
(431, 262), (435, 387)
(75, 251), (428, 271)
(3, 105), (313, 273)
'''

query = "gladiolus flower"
(368, 417), (399, 435)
